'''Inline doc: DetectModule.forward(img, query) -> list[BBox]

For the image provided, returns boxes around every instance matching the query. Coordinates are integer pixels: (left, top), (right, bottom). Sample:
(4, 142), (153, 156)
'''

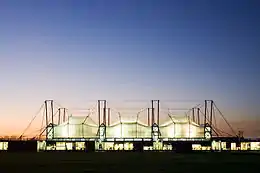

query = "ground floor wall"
(34, 140), (260, 152)
(1, 140), (260, 152)
(0, 141), (37, 152)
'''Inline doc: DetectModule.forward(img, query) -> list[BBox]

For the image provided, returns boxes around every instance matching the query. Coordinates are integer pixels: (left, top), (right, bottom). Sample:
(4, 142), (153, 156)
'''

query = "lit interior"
(50, 116), (205, 139)
(192, 144), (202, 150)
(0, 142), (8, 150)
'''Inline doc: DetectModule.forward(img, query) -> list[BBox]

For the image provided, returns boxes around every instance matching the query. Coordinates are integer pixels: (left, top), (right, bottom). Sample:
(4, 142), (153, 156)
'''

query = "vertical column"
(147, 108), (150, 126)
(44, 100), (54, 140)
(98, 100), (107, 142)
(58, 108), (66, 124)
(51, 100), (54, 125)
(103, 100), (107, 125)
(63, 108), (66, 123)
(192, 108), (195, 122)
(44, 100), (48, 138)
(151, 100), (160, 142)
(204, 100), (207, 125)
(98, 100), (101, 126)
(50, 100), (54, 138)
(151, 100), (160, 125)
(151, 101), (154, 124)
(188, 114), (191, 138)
(108, 108), (110, 126)
(58, 108), (61, 125)
(98, 100), (107, 125)
(197, 108), (200, 125)
(210, 100), (213, 127)
(157, 100), (160, 125)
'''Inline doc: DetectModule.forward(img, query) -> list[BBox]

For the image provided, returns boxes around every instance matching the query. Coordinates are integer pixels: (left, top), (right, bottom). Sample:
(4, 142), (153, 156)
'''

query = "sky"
(0, 0), (260, 137)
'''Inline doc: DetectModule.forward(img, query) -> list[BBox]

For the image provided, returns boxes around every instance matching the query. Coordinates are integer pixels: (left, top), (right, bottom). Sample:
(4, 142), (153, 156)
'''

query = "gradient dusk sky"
(0, 0), (260, 136)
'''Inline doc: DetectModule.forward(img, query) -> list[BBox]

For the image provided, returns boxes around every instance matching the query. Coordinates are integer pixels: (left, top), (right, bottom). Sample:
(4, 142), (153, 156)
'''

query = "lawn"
(0, 152), (259, 173)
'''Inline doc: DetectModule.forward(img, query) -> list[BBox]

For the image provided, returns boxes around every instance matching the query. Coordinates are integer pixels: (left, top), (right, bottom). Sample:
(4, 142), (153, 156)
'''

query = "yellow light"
(0, 142), (8, 150)
(231, 143), (236, 150)
(251, 142), (260, 150)
(192, 144), (202, 150)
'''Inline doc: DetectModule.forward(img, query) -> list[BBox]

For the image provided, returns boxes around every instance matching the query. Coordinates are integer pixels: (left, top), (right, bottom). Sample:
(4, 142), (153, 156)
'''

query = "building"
(38, 100), (213, 151)
(1, 99), (260, 152)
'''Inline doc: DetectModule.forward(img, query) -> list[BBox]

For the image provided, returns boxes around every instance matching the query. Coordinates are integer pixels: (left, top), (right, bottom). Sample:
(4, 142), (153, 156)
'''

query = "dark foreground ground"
(0, 152), (260, 173)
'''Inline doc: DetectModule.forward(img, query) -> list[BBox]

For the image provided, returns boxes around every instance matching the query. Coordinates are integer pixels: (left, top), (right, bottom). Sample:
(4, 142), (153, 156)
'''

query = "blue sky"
(0, 0), (260, 135)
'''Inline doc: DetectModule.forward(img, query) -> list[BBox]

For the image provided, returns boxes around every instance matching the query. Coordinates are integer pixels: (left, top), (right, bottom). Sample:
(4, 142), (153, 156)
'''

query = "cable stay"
(19, 103), (44, 139)
(198, 109), (233, 137)
(135, 108), (147, 123)
(198, 109), (220, 136)
(213, 102), (237, 136)
(110, 108), (122, 124)
(82, 105), (97, 124)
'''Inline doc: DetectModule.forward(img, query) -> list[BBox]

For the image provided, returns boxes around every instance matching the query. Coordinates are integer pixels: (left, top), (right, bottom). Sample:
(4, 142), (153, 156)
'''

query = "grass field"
(0, 152), (259, 173)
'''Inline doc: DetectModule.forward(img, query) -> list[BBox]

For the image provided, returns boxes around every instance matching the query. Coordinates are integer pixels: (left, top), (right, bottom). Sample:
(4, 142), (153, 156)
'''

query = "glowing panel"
(160, 123), (174, 138)
(37, 141), (46, 151)
(124, 143), (134, 150)
(52, 118), (205, 139)
(114, 144), (124, 150)
(0, 142), (8, 150)
(201, 146), (211, 150)
(163, 144), (172, 150)
(153, 141), (163, 150)
(114, 125), (122, 138)
(107, 123), (152, 138)
(221, 142), (226, 150)
(241, 142), (250, 150)
(144, 146), (153, 150)
(192, 144), (202, 150)
(122, 123), (136, 138)
(211, 141), (221, 150)
(76, 142), (85, 150)
(137, 125), (151, 138)
(231, 143), (236, 150)
(66, 142), (73, 150)
(54, 124), (68, 138)
(106, 125), (121, 138)
(174, 124), (182, 138)
(189, 125), (198, 138)
(56, 142), (66, 150)
(250, 142), (260, 150)
(104, 143), (114, 150)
